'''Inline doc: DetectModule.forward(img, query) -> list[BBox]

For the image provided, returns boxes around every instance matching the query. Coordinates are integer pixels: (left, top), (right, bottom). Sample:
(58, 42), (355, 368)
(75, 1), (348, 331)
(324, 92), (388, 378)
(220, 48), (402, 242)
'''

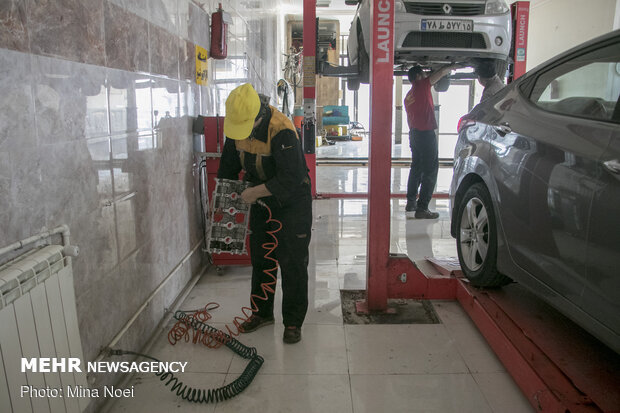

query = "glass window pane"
(437, 83), (472, 159)
(531, 43), (620, 122)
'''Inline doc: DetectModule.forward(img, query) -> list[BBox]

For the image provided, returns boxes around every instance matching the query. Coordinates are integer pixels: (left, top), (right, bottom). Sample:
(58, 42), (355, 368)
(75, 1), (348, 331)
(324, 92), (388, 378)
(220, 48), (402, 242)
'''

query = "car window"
(529, 43), (620, 123)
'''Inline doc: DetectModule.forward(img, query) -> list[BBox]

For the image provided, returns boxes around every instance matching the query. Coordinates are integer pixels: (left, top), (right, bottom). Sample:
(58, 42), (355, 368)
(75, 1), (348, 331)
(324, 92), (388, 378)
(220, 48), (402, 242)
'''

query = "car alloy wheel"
(455, 182), (511, 287)
(459, 197), (489, 272)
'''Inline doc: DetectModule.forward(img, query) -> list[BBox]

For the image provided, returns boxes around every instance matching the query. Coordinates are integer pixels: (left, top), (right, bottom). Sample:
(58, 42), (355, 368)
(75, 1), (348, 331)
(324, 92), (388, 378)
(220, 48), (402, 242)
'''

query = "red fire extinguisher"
(211, 3), (231, 60)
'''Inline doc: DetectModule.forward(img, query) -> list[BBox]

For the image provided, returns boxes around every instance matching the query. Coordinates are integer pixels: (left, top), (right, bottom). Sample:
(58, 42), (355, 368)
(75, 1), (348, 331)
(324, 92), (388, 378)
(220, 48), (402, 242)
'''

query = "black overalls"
(217, 106), (312, 328)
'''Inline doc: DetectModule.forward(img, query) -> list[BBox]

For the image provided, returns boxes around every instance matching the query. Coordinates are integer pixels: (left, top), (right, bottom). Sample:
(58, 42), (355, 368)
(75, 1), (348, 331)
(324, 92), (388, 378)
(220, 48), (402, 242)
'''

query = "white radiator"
(0, 245), (89, 413)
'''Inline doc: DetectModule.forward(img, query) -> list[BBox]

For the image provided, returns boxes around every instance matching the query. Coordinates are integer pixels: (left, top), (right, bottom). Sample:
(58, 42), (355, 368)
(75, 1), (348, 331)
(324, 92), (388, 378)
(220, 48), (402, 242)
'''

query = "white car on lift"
(346, 0), (512, 90)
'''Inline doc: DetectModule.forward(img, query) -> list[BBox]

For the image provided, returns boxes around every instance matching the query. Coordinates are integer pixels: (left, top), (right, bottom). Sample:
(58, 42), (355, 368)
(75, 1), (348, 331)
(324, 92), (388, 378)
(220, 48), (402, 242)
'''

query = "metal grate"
(402, 31), (487, 49)
(404, 2), (486, 16)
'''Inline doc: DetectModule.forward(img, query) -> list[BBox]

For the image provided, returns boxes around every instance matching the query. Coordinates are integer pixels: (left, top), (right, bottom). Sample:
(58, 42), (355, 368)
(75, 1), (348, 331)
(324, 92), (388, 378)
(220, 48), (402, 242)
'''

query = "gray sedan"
(450, 30), (620, 353)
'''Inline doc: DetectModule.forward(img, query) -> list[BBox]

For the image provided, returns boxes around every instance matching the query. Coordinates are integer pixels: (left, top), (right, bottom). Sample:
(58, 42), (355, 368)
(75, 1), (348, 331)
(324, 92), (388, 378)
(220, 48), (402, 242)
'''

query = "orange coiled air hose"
(168, 200), (281, 349)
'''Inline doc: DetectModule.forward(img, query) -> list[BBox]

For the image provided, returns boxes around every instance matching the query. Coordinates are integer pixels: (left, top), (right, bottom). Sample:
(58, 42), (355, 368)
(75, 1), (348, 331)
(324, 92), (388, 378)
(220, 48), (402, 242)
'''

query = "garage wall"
(0, 1), (281, 411)
(523, 0), (617, 70)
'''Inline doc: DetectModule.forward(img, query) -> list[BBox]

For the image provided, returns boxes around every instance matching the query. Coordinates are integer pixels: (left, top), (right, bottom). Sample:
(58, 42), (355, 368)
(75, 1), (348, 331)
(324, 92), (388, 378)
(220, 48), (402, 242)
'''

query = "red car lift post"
(510, 1), (530, 82)
(358, 0), (455, 314)
(358, 0), (395, 313)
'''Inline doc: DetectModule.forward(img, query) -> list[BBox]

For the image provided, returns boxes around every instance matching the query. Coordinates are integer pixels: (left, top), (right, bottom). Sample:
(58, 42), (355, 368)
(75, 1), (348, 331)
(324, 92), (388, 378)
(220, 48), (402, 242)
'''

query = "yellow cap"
(224, 83), (261, 140)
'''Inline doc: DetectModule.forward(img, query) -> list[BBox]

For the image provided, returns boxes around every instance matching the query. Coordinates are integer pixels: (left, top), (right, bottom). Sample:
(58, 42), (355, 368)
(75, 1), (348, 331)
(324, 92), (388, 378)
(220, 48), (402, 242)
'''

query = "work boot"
(415, 209), (440, 219)
(405, 202), (417, 218)
(283, 326), (301, 344)
(240, 315), (274, 333)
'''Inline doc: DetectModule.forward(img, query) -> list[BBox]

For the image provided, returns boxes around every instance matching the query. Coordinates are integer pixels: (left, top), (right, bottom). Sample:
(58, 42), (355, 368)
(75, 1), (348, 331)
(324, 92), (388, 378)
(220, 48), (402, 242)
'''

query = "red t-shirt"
(404, 77), (437, 131)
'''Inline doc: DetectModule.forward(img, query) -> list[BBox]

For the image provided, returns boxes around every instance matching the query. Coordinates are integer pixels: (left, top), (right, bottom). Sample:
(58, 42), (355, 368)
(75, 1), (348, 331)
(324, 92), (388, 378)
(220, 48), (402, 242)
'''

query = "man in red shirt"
(404, 64), (459, 219)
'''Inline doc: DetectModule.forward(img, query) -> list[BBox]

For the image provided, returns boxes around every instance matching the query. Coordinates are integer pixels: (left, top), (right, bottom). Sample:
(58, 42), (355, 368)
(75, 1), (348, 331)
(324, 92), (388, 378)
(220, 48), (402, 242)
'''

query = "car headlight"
(485, 0), (509, 14)
(394, 0), (405, 13)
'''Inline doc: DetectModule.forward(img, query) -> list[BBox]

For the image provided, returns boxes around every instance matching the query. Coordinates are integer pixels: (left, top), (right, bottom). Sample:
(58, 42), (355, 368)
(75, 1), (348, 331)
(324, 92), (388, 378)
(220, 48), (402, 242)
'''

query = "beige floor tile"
(351, 373), (492, 413)
(228, 324), (348, 375)
(147, 327), (234, 374)
(345, 324), (469, 374)
(433, 300), (473, 325)
(197, 265), (252, 286)
(473, 372), (534, 413)
(445, 320), (506, 373)
(180, 284), (260, 325)
(310, 263), (341, 290)
(336, 264), (367, 290)
(214, 374), (353, 413)
(305, 287), (344, 325)
(109, 373), (225, 413)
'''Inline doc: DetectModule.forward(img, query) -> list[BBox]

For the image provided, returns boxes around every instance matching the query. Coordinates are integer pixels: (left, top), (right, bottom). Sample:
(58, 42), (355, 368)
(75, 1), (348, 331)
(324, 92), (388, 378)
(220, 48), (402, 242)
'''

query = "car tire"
(495, 58), (508, 79)
(347, 75), (361, 91)
(455, 183), (512, 288)
(357, 21), (369, 84)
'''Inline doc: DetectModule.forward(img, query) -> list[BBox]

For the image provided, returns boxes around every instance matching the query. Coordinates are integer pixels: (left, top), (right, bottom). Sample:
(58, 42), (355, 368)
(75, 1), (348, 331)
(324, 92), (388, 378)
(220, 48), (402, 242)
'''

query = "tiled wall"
(0, 0), (280, 406)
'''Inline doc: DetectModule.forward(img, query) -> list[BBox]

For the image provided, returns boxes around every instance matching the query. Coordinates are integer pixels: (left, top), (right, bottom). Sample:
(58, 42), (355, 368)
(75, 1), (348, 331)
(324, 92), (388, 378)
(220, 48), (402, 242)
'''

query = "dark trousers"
(249, 192), (312, 327)
(407, 129), (438, 211)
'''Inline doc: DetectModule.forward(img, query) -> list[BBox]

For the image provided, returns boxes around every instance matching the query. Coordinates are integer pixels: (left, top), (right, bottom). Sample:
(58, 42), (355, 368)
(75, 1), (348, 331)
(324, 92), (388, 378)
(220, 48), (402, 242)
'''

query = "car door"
(582, 112), (620, 348)
(487, 40), (619, 309)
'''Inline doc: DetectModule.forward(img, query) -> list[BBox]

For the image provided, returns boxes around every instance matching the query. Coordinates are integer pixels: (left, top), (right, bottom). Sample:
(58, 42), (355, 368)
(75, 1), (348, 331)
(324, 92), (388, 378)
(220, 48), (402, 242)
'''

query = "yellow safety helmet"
(224, 83), (261, 140)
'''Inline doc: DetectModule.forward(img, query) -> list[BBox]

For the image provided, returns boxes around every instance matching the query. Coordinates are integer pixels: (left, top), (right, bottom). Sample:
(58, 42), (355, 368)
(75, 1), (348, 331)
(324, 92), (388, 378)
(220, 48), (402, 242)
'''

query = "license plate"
(421, 19), (473, 32)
